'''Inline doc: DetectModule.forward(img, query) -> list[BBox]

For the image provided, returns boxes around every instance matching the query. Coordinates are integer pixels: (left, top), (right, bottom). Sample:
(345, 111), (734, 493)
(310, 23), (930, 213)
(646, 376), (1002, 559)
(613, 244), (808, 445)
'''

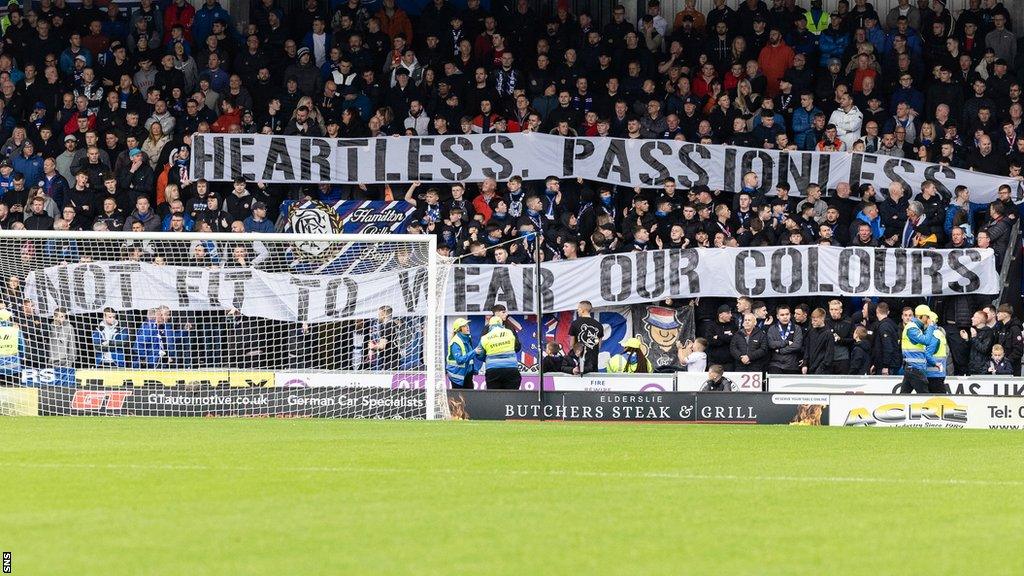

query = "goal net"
(0, 230), (449, 419)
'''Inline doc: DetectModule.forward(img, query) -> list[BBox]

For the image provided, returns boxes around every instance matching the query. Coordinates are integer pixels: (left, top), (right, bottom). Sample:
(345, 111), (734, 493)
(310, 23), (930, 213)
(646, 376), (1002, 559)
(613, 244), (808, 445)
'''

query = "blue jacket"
(866, 26), (886, 54)
(243, 216), (274, 233)
(890, 87), (925, 116)
(134, 320), (188, 368)
(818, 29), (849, 67)
(41, 174), (69, 207)
(59, 47), (93, 76)
(11, 153), (43, 187)
(302, 32), (333, 57)
(92, 322), (130, 367)
(751, 112), (785, 130)
(162, 213), (195, 231)
(943, 203), (984, 239)
(902, 319), (938, 373)
(792, 106), (822, 150)
(191, 2), (234, 46)
(341, 93), (373, 121)
(855, 209), (884, 239)
(199, 66), (229, 93)
(446, 332), (477, 384)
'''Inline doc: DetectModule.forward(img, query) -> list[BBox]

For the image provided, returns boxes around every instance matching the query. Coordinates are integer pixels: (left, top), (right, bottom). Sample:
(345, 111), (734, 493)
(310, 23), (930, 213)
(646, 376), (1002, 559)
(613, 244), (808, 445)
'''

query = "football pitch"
(1, 419), (1022, 575)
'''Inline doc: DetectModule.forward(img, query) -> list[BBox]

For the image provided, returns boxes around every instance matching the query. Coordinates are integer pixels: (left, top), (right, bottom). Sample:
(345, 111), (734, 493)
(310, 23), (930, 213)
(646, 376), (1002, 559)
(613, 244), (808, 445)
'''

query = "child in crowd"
(564, 342), (584, 375)
(677, 338), (707, 372)
(989, 344), (1014, 375)
(541, 341), (567, 374)
(850, 326), (871, 375)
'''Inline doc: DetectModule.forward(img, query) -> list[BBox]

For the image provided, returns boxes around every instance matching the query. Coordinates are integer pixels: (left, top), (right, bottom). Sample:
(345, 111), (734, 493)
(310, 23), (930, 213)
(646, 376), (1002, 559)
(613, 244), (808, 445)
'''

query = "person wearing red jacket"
(471, 177), (498, 222)
(163, 0), (195, 44)
(211, 99), (242, 133)
(63, 96), (96, 135)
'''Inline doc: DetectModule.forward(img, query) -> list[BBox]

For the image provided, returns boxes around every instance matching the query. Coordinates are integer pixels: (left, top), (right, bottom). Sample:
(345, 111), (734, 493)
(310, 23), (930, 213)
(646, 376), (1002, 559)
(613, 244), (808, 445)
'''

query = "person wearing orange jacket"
(376, 0), (412, 47)
(758, 28), (794, 97)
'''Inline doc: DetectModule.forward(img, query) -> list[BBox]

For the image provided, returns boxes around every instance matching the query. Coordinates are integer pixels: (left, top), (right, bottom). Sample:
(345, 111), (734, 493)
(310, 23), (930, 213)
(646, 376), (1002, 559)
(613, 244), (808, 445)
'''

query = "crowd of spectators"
(0, 0), (1018, 377)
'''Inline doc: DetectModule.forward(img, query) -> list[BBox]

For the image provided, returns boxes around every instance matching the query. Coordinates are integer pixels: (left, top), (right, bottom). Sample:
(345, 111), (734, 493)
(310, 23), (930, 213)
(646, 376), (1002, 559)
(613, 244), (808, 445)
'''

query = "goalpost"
(0, 230), (451, 420)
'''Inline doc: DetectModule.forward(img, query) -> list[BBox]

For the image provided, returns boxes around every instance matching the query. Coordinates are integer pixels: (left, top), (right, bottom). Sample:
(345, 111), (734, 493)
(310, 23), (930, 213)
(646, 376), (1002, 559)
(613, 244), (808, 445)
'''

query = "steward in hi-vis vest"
(476, 315), (521, 390)
(900, 304), (939, 394)
(446, 318), (477, 389)
(0, 308), (23, 385)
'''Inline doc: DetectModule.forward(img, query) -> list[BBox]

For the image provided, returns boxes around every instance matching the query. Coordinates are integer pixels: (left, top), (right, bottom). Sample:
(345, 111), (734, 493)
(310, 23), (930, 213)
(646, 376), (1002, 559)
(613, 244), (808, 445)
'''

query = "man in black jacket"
(966, 310), (995, 376)
(23, 195), (54, 230)
(993, 304), (1023, 375)
(826, 299), (854, 374)
(767, 304), (803, 374)
(730, 313), (768, 372)
(983, 202), (1013, 267)
(871, 302), (902, 376)
(705, 305), (736, 371)
(803, 308), (834, 375)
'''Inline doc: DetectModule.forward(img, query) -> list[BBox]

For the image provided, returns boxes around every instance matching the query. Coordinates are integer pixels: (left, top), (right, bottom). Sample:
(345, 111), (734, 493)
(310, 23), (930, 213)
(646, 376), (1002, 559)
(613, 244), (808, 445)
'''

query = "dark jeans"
(899, 367), (930, 394)
(927, 377), (949, 394)
(832, 359), (850, 375)
(485, 368), (522, 390)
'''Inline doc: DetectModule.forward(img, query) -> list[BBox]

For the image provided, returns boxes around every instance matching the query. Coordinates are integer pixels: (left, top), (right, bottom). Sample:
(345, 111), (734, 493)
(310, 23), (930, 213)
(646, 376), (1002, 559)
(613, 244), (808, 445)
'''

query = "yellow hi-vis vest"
(478, 327), (518, 369)
(0, 324), (19, 355)
(900, 323), (925, 352)
(447, 337), (467, 365)
(806, 10), (830, 34)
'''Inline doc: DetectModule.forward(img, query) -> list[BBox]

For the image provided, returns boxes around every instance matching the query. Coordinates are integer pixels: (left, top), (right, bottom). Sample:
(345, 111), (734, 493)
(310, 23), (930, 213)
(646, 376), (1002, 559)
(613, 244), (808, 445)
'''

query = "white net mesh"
(0, 231), (445, 419)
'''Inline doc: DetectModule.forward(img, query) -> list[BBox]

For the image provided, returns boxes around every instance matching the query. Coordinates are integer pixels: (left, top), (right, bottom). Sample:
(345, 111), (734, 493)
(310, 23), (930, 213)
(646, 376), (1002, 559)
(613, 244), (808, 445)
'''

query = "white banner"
(191, 133), (1024, 203)
(23, 246), (998, 319)
(829, 394), (1024, 429)
(23, 261), (430, 322)
(448, 246), (998, 314)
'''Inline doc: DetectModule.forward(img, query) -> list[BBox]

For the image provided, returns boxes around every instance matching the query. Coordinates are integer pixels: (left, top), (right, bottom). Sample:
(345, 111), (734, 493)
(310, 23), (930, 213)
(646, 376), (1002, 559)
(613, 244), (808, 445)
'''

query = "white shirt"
(312, 33), (327, 67)
(686, 351), (707, 373)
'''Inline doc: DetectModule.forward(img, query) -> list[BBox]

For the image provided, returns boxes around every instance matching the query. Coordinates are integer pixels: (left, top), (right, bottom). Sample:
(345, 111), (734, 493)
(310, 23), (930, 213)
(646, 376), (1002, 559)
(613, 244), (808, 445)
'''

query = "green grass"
(1, 419), (1023, 575)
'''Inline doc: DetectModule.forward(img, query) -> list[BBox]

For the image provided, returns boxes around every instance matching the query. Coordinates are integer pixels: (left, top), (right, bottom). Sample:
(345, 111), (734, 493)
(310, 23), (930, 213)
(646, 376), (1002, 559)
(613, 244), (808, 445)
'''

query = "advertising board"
(828, 395), (1024, 429)
(448, 390), (697, 422)
(37, 386), (426, 418)
(695, 393), (828, 424)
